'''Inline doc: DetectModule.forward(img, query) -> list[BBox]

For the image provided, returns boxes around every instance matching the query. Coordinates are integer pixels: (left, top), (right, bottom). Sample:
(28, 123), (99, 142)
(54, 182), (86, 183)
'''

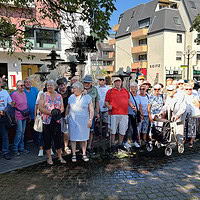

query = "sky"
(109, 0), (151, 34)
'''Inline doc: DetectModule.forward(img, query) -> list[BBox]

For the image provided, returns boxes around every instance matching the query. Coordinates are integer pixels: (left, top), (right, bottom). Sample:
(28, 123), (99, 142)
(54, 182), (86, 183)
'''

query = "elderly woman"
(125, 82), (143, 148)
(39, 80), (66, 165)
(11, 80), (30, 156)
(66, 82), (94, 162)
(148, 84), (164, 123)
(184, 83), (200, 147)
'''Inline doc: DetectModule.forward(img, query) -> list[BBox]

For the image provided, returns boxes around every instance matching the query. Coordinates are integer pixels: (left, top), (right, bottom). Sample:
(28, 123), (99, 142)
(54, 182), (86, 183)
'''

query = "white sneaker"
(38, 150), (43, 157)
(51, 149), (54, 155)
(123, 142), (131, 148)
(132, 141), (140, 148)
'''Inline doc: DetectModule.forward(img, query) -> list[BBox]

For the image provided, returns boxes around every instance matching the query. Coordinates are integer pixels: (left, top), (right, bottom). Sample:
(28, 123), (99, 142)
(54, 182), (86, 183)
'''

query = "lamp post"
(182, 45), (196, 80)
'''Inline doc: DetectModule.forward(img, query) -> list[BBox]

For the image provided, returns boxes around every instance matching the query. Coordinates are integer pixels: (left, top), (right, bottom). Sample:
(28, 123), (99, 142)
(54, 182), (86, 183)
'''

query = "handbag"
(33, 92), (46, 132)
(33, 115), (43, 132)
(190, 103), (200, 118)
(15, 107), (30, 117)
(130, 92), (141, 123)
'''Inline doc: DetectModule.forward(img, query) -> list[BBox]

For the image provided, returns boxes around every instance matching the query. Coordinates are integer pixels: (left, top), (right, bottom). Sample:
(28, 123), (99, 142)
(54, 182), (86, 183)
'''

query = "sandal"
(82, 155), (89, 162)
(59, 157), (66, 164)
(47, 158), (53, 165)
(72, 155), (77, 162)
(64, 147), (71, 155)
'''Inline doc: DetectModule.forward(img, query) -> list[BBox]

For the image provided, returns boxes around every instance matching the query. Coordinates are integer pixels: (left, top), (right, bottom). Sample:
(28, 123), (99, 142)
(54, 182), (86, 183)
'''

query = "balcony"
(131, 61), (147, 70)
(109, 39), (115, 45)
(109, 52), (115, 59)
(106, 66), (115, 72)
(131, 28), (148, 39)
(131, 45), (147, 54)
(113, 24), (120, 32)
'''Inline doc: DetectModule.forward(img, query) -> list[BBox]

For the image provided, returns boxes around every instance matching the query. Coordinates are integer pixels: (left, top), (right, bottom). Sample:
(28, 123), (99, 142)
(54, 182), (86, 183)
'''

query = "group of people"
(0, 74), (200, 164)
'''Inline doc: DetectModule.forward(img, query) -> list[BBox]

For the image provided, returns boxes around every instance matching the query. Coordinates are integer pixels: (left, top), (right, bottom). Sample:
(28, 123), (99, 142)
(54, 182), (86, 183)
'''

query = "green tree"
(0, 0), (116, 57)
(190, 14), (200, 44)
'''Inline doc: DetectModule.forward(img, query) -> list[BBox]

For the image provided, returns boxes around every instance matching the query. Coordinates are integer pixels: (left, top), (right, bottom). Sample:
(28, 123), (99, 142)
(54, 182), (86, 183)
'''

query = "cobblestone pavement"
(0, 144), (200, 200)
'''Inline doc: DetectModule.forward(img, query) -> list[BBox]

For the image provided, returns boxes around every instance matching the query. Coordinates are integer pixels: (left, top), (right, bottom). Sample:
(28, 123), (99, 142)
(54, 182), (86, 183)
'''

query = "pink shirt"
(11, 91), (28, 120)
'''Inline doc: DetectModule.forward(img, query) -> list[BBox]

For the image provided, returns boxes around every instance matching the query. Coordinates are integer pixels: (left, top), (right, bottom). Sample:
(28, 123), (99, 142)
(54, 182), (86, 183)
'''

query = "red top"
(105, 88), (130, 115)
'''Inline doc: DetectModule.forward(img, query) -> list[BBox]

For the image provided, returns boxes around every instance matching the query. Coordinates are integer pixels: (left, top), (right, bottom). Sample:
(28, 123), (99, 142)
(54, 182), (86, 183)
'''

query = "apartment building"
(112, 0), (200, 85)
(91, 36), (115, 75)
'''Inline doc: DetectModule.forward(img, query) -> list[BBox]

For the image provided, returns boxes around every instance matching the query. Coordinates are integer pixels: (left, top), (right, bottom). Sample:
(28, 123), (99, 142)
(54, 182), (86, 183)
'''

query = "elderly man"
(96, 76), (110, 137)
(82, 75), (100, 153)
(56, 77), (71, 154)
(0, 77), (12, 159)
(159, 84), (187, 146)
(105, 77), (136, 153)
(24, 78), (39, 145)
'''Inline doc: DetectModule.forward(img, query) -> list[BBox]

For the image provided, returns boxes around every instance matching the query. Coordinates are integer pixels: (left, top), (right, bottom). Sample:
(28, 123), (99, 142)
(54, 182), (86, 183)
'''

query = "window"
(103, 51), (109, 56)
(177, 34), (182, 43)
(139, 18), (150, 29)
(189, 1), (196, 9)
(126, 26), (130, 32)
(139, 54), (147, 61)
(174, 17), (181, 25)
(25, 28), (60, 49)
(131, 11), (135, 18)
(176, 51), (182, 60)
(0, 37), (12, 49)
(139, 38), (147, 45)
(197, 54), (200, 60)
(118, 14), (123, 24)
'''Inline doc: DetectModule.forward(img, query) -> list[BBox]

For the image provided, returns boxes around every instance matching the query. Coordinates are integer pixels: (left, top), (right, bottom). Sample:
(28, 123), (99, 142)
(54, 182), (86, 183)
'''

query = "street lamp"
(182, 45), (196, 80)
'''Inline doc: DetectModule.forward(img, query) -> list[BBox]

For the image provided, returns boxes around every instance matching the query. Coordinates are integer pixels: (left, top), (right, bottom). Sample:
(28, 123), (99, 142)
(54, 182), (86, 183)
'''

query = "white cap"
(166, 85), (176, 90)
(178, 79), (184, 84)
(153, 84), (161, 89)
(112, 77), (121, 83)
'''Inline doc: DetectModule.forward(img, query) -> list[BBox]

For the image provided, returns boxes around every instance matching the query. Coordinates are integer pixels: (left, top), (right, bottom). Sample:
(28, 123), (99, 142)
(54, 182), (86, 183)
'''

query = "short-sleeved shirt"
(24, 87), (39, 120)
(128, 93), (141, 117)
(148, 94), (164, 115)
(42, 92), (62, 125)
(11, 91), (28, 120)
(87, 86), (100, 110)
(140, 95), (149, 116)
(96, 85), (110, 112)
(105, 87), (130, 115)
(0, 89), (12, 111)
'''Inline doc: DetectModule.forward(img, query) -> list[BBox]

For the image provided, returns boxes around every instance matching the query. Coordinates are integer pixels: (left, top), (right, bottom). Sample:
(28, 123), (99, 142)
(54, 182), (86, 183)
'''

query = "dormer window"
(139, 18), (150, 29)
(189, 1), (196, 9)
(173, 17), (181, 25)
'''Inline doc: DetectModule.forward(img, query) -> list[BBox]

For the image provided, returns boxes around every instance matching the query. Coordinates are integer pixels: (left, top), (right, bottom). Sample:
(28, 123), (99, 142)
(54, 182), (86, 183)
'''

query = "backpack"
(4, 104), (16, 128)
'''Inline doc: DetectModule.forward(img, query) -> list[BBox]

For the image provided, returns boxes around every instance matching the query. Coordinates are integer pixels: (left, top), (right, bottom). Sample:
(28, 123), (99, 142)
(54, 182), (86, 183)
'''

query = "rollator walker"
(146, 115), (184, 156)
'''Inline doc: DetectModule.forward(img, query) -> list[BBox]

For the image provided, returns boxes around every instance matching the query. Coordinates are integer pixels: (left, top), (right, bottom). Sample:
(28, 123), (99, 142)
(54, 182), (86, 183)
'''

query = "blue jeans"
(13, 119), (27, 152)
(0, 121), (9, 155)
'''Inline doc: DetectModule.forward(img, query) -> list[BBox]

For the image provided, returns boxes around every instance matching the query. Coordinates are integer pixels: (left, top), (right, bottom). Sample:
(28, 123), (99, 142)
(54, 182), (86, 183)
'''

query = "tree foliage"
(190, 14), (200, 44)
(0, 0), (116, 57)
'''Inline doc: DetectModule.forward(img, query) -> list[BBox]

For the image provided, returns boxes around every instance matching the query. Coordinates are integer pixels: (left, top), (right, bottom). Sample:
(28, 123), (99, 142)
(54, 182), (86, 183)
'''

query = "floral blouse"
(42, 92), (62, 125)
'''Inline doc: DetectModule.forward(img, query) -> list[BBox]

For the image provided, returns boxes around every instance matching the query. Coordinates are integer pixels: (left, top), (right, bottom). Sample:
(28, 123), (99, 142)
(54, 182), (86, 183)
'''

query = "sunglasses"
(154, 89), (160, 91)
(19, 85), (25, 87)
(140, 88), (145, 90)
(99, 79), (105, 81)
(185, 89), (192, 91)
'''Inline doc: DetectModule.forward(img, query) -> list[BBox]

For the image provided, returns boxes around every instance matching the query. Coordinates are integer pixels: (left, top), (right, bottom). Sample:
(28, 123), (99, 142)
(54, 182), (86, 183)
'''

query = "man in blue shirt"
(24, 78), (39, 145)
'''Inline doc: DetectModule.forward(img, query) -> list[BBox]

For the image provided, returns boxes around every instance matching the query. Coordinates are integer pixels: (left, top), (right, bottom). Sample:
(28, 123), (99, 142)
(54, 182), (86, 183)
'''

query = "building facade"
(111, 0), (200, 85)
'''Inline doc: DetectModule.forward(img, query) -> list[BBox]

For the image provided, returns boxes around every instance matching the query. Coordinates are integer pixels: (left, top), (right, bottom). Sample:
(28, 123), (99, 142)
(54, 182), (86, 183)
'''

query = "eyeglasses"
(140, 88), (145, 90)
(185, 89), (192, 91)
(154, 89), (160, 91)
(99, 79), (105, 81)
(19, 85), (24, 87)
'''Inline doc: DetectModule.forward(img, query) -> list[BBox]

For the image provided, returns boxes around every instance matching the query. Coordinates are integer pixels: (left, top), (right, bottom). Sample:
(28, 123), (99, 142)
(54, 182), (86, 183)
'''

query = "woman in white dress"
(66, 82), (94, 162)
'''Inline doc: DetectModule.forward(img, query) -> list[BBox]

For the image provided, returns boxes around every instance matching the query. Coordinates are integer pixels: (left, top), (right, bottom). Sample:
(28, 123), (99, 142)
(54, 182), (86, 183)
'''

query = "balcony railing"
(113, 24), (120, 32)
(131, 60), (147, 69)
(109, 52), (115, 58)
(131, 45), (148, 54)
(131, 28), (148, 39)
(109, 39), (115, 45)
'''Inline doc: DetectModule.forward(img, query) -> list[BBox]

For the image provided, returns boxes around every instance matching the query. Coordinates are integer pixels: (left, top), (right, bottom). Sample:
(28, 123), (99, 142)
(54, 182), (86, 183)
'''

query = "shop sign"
(150, 64), (160, 68)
